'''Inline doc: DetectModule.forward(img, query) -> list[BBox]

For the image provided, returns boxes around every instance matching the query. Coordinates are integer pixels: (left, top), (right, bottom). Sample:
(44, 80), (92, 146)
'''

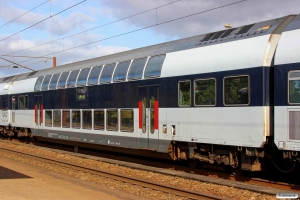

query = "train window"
(113, 61), (131, 82)
(128, 58), (147, 80)
(72, 110), (81, 129)
(24, 95), (29, 109)
(224, 75), (249, 105)
(107, 110), (118, 131)
(57, 72), (70, 89)
(49, 73), (60, 90)
(144, 55), (165, 78)
(41, 75), (52, 91)
(77, 68), (90, 86)
(150, 97), (155, 134)
(0, 97), (2, 109)
(100, 63), (116, 83)
(53, 110), (61, 127)
(88, 66), (102, 85)
(34, 76), (44, 91)
(82, 110), (92, 129)
(76, 87), (88, 101)
(178, 81), (191, 106)
(12, 96), (15, 110)
(194, 79), (216, 106)
(62, 110), (70, 128)
(288, 71), (300, 104)
(94, 110), (104, 130)
(121, 110), (134, 132)
(18, 96), (25, 109)
(45, 110), (52, 127)
(67, 70), (79, 88)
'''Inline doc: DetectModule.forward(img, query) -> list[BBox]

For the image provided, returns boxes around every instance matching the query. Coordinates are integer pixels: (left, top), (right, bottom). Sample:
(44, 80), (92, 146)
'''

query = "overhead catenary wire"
(0, 0), (49, 29)
(0, 0), (87, 42)
(6, 0), (183, 56)
(16, 0), (246, 66)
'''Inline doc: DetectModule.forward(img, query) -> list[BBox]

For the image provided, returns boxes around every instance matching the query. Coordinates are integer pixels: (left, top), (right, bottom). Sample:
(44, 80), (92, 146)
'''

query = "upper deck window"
(128, 58), (147, 80)
(77, 68), (90, 86)
(100, 63), (116, 83)
(34, 76), (44, 91)
(289, 71), (300, 104)
(67, 70), (79, 87)
(113, 61), (131, 82)
(57, 72), (70, 89)
(41, 75), (52, 91)
(144, 55), (165, 78)
(224, 75), (249, 105)
(88, 66), (102, 85)
(49, 73), (60, 90)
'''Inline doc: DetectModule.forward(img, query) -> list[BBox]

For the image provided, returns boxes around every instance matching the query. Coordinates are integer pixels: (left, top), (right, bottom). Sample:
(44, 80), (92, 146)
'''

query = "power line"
(0, 0), (87, 42)
(0, 0), (49, 29)
(6, 0), (183, 56)
(12, 0), (246, 66)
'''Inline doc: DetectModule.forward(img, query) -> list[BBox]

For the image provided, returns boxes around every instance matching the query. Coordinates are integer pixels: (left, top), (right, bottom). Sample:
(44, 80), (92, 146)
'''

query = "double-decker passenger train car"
(1, 13), (300, 173)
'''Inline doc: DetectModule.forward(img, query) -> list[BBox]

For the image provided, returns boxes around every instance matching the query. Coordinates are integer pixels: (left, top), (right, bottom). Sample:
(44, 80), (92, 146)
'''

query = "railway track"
(0, 146), (225, 200)
(1, 138), (298, 197)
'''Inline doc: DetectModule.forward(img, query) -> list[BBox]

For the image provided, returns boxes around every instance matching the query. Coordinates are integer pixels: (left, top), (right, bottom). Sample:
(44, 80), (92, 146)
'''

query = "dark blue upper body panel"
(0, 66), (270, 110)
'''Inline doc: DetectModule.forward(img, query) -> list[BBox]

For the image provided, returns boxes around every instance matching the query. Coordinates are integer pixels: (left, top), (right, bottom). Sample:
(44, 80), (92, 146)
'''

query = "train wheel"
(186, 159), (200, 169)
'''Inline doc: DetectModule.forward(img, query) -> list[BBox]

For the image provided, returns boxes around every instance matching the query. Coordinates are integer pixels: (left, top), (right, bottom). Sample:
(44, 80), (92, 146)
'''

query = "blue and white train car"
(1, 13), (300, 172)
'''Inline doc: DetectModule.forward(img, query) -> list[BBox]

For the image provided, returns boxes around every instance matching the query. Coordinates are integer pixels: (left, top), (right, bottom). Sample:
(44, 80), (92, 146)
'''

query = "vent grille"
(236, 24), (254, 35)
(210, 30), (226, 40)
(200, 33), (215, 42)
(220, 28), (236, 38)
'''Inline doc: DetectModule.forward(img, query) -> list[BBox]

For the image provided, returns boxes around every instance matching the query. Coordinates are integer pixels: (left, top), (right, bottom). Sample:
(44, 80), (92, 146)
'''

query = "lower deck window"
(94, 110), (104, 130)
(45, 110), (52, 127)
(53, 110), (61, 127)
(121, 110), (134, 132)
(224, 75), (249, 105)
(194, 78), (216, 106)
(72, 110), (81, 129)
(107, 110), (118, 131)
(62, 110), (70, 128)
(178, 81), (191, 106)
(82, 110), (92, 129)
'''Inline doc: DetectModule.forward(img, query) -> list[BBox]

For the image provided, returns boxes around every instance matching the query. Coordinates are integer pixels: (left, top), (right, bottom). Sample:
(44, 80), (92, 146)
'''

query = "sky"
(0, 0), (299, 77)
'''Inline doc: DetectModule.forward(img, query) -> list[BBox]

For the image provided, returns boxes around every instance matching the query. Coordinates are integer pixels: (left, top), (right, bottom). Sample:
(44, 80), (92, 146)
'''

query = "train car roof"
(0, 14), (296, 84)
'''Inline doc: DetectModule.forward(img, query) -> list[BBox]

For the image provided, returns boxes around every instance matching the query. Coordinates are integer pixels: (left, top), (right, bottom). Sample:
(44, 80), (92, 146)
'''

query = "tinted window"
(45, 110), (52, 127)
(67, 70), (79, 87)
(178, 81), (191, 106)
(77, 68), (90, 86)
(94, 110), (104, 130)
(18, 96), (25, 109)
(107, 110), (118, 131)
(57, 72), (70, 89)
(224, 76), (249, 105)
(289, 71), (300, 104)
(82, 110), (92, 129)
(144, 55), (165, 78)
(121, 110), (134, 132)
(49, 73), (60, 90)
(88, 66), (102, 85)
(72, 110), (81, 128)
(34, 76), (44, 91)
(53, 110), (61, 127)
(113, 61), (131, 82)
(128, 58), (147, 80)
(100, 63), (116, 83)
(41, 75), (52, 91)
(25, 95), (29, 109)
(195, 79), (216, 106)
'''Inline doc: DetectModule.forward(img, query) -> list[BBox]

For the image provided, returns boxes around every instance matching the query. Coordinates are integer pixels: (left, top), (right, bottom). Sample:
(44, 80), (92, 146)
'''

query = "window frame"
(128, 57), (148, 80)
(41, 75), (52, 91)
(94, 109), (105, 130)
(223, 74), (250, 106)
(77, 68), (91, 87)
(45, 110), (53, 127)
(24, 95), (29, 109)
(34, 76), (45, 91)
(113, 60), (132, 82)
(106, 109), (119, 131)
(62, 110), (71, 128)
(144, 54), (166, 79)
(194, 78), (216, 107)
(49, 73), (61, 90)
(178, 80), (191, 107)
(71, 110), (81, 129)
(67, 70), (80, 88)
(57, 72), (70, 89)
(100, 63), (116, 83)
(87, 66), (103, 85)
(288, 70), (300, 105)
(53, 110), (62, 127)
(120, 109), (134, 132)
(18, 95), (25, 110)
(82, 109), (92, 130)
